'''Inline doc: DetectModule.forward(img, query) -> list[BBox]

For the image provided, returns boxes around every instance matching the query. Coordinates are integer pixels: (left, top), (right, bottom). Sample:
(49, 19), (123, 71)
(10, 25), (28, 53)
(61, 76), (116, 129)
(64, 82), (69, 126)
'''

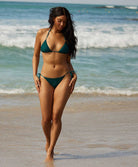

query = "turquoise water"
(0, 1), (138, 96)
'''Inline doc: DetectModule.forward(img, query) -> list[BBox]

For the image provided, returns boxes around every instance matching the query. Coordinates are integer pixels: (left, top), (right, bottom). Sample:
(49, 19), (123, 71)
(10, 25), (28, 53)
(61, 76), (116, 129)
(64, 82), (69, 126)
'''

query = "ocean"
(0, 1), (138, 96)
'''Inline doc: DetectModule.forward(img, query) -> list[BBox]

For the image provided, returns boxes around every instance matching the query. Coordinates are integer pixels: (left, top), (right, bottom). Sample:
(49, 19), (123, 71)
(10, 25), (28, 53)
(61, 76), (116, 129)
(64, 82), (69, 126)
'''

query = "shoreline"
(1, 90), (138, 97)
(1, 93), (138, 112)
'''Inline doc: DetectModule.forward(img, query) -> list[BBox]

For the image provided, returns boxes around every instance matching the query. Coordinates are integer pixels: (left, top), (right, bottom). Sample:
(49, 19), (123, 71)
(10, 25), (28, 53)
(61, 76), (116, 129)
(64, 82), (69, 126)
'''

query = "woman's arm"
(67, 55), (77, 93)
(32, 30), (41, 77)
(67, 55), (77, 77)
(32, 30), (41, 93)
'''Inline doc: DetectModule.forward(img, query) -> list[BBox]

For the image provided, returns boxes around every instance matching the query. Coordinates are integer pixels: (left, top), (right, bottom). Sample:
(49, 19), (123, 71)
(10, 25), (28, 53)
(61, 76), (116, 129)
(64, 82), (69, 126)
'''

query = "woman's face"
(53, 15), (67, 31)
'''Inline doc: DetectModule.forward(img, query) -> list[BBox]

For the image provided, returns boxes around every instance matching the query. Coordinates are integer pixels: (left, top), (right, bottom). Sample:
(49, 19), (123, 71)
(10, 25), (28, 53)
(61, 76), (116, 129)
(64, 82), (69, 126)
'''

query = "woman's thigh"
(39, 76), (54, 121)
(52, 74), (72, 119)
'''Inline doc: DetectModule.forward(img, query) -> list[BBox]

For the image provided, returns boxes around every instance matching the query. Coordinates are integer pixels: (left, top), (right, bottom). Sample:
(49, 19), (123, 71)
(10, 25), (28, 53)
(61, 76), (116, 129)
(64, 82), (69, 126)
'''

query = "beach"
(0, 1), (138, 167)
(0, 94), (138, 167)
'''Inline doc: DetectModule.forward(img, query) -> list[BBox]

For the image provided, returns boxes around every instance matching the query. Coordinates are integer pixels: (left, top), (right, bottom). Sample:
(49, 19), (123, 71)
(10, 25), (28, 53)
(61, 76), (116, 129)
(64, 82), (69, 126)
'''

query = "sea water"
(0, 1), (138, 96)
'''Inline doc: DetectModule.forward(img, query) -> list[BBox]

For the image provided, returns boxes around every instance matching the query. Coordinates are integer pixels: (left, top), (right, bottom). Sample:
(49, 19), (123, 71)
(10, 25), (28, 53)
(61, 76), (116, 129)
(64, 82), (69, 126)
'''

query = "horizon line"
(0, 0), (138, 6)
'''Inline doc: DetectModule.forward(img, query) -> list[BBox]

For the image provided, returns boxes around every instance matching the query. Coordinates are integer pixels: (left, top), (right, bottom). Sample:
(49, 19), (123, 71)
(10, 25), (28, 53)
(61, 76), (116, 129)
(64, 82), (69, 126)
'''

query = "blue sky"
(1, 0), (138, 6)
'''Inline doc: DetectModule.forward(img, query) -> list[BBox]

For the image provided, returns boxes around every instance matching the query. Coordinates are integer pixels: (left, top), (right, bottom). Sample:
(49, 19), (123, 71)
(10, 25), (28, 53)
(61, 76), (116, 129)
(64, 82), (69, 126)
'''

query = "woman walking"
(32, 7), (77, 162)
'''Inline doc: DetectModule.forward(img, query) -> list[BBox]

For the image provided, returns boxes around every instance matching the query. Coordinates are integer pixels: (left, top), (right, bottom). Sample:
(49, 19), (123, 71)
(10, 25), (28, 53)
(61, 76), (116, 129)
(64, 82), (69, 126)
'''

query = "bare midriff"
(41, 52), (70, 78)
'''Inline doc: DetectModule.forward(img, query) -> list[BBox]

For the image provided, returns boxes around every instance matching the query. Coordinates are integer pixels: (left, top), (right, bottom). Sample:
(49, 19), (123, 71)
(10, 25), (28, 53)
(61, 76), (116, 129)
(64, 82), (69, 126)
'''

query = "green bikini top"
(41, 28), (69, 54)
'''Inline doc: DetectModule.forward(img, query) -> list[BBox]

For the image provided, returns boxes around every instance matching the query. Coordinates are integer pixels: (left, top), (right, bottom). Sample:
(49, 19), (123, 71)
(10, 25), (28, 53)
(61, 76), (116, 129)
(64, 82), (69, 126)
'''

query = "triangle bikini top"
(40, 28), (69, 54)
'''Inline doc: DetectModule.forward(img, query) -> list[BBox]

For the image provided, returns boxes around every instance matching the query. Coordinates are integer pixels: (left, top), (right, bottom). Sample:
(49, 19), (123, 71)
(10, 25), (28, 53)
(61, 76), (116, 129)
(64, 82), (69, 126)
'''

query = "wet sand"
(0, 94), (138, 167)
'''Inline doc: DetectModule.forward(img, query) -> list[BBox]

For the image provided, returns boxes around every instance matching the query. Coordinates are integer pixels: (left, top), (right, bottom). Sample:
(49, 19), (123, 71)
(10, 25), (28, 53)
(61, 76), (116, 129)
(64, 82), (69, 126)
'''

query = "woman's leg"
(46, 74), (72, 161)
(39, 76), (54, 152)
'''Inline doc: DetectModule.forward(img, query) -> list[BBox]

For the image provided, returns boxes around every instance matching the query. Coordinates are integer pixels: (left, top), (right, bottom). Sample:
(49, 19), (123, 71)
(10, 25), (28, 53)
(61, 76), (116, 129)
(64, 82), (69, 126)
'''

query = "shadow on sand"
(54, 150), (138, 160)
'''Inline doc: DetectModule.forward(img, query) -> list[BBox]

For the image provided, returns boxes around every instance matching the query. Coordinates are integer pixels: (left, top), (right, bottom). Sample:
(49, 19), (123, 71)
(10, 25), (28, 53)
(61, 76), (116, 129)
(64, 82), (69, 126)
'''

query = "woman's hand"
(33, 75), (41, 93)
(69, 73), (77, 94)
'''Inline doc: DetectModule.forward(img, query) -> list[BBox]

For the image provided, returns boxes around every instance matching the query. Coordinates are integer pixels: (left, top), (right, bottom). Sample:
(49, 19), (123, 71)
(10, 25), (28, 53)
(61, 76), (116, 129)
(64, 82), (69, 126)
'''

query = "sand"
(0, 94), (138, 167)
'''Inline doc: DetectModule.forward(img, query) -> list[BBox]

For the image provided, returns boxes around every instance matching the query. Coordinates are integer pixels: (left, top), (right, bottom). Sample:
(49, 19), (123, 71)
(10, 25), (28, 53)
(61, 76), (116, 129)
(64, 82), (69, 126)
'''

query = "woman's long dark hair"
(48, 7), (77, 58)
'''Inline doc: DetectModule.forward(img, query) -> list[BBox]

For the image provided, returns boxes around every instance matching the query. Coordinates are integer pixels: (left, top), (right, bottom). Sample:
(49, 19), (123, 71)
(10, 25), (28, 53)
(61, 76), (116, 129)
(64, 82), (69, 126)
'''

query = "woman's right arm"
(32, 30), (41, 93)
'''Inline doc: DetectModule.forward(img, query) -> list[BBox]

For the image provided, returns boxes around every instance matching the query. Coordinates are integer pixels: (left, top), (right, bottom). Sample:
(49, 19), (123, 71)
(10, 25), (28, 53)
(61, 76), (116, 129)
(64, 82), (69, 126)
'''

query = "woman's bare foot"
(45, 150), (54, 162)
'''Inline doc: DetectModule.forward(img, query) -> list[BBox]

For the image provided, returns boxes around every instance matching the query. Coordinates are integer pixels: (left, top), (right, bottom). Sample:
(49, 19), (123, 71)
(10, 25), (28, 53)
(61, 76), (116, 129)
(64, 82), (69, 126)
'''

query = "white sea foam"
(74, 86), (138, 96)
(0, 24), (40, 48)
(0, 23), (138, 49)
(0, 88), (25, 94)
(125, 6), (138, 10)
(105, 6), (114, 8)
(77, 24), (138, 49)
(0, 86), (138, 96)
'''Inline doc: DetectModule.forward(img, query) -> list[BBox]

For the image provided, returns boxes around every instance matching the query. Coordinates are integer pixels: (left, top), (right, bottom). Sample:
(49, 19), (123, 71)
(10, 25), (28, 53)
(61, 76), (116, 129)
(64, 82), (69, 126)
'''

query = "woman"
(32, 7), (77, 162)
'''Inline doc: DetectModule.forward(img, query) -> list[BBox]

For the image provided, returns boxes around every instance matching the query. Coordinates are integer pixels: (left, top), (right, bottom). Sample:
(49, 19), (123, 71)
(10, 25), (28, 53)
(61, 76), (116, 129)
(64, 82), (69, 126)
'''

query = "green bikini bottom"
(37, 71), (74, 89)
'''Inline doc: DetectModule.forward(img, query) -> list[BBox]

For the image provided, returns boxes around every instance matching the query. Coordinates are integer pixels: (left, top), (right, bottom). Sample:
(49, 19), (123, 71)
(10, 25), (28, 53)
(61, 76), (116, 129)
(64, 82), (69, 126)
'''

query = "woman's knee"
(52, 111), (62, 124)
(41, 117), (51, 126)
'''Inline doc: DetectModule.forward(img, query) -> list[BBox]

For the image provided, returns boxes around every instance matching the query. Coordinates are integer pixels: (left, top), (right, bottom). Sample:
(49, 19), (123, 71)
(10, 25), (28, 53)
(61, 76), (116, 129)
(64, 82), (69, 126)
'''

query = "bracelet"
(70, 70), (76, 74)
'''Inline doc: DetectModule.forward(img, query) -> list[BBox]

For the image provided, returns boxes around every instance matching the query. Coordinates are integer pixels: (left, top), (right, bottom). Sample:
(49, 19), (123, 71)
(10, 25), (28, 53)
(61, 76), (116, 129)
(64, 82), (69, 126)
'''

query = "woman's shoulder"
(36, 28), (50, 38)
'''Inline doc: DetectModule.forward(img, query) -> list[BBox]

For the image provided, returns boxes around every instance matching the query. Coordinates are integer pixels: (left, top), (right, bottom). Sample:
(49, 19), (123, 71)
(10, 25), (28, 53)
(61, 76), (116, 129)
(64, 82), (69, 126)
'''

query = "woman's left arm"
(67, 55), (77, 93)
